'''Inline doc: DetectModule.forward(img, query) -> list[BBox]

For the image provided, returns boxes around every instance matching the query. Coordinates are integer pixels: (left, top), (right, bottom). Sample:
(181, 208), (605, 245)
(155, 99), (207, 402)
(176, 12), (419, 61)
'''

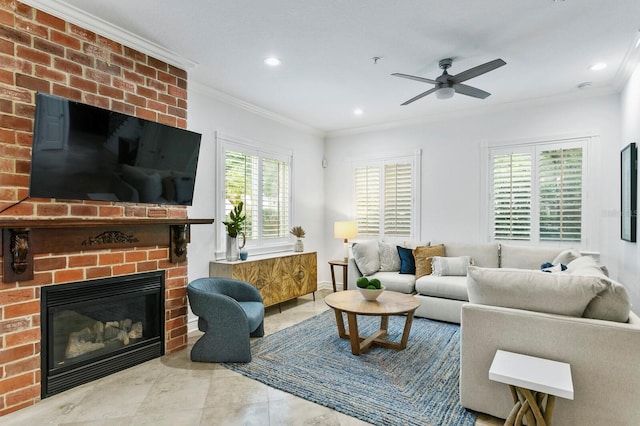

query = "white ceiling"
(30, 0), (640, 133)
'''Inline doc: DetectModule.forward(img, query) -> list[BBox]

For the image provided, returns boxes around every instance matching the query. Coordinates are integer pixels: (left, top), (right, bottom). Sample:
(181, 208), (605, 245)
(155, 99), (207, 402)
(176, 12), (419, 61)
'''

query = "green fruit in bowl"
(356, 277), (370, 288)
(369, 278), (381, 289)
(366, 285), (377, 290)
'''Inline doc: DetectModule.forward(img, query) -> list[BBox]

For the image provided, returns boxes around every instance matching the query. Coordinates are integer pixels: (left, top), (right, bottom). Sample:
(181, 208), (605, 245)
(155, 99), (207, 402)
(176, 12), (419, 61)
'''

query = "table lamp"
(334, 221), (358, 261)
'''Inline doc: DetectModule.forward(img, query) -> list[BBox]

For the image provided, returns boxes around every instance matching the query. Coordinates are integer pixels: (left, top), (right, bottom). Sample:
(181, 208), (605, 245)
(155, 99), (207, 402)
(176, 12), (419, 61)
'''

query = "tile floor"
(2, 287), (503, 425)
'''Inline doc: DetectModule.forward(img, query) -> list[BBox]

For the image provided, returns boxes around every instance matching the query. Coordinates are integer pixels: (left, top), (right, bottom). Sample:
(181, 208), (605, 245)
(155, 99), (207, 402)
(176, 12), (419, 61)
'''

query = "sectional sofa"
(347, 239), (640, 425)
(347, 240), (593, 323)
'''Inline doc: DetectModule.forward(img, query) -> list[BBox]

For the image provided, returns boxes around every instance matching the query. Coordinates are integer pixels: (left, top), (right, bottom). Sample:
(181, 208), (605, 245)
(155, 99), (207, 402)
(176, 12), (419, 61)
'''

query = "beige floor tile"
(200, 401), (270, 426)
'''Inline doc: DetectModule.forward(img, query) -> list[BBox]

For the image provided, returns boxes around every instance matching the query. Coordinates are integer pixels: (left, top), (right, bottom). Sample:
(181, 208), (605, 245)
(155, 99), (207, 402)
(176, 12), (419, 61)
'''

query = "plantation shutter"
(538, 147), (582, 242)
(224, 149), (259, 239)
(262, 156), (290, 239)
(355, 165), (381, 236)
(384, 162), (412, 237)
(492, 152), (532, 240)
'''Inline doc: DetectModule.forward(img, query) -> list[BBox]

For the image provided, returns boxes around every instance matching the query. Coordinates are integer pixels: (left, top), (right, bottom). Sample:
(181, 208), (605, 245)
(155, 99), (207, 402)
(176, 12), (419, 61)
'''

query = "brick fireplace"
(0, 2), (196, 416)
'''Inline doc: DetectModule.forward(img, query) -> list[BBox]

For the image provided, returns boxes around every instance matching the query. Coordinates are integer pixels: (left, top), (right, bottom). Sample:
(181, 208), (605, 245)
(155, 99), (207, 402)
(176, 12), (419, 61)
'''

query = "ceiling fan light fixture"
(436, 86), (455, 99)
(264, 57), (281, 67)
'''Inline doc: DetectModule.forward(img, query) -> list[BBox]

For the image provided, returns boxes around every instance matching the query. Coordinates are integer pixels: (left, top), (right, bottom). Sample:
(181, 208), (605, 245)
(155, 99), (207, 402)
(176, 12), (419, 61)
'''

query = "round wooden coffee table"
(324, 290), (420, 355)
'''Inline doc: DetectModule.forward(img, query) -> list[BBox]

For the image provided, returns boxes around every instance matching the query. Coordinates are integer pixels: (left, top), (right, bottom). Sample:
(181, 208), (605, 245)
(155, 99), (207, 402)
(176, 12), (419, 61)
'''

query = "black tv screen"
(30, 93), (201, 206)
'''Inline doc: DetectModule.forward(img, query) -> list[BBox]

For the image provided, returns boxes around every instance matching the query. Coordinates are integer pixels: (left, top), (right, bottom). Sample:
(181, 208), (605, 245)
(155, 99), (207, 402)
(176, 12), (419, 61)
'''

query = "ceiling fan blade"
(400, 87), (439, 105)
(391, 73), (438, 85)
(453, 83), (491, 99)
(448, 59), (506, 84)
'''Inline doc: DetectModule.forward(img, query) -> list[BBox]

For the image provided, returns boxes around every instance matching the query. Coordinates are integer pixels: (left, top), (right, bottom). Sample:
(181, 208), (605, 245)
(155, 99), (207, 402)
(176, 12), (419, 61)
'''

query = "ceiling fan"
(392, 58), (506, 105)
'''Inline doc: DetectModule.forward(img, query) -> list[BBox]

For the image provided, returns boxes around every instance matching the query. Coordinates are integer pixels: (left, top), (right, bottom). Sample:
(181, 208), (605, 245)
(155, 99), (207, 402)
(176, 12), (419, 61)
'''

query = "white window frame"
(216, 132), (293, 256)
(480, 135), (598, 248)
(352, 150), (421, 240)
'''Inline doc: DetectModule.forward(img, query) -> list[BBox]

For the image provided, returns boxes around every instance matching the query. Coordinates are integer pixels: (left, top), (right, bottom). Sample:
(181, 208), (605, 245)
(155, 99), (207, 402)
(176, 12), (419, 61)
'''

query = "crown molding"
(20, 0), (197, 70)
(189, 80), (325, 137)
(613, 31), (640, 92)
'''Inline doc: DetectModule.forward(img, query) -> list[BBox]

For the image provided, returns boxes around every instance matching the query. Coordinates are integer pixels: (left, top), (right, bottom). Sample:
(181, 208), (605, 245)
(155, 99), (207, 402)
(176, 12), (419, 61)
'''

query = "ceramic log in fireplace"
(40, 271), (165, 398)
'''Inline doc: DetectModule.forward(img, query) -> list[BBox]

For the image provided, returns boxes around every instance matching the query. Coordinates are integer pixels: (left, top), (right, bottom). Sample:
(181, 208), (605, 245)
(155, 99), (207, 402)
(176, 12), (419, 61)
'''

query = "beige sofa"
(348, 239), (638, 423)
(460, 305), (640, 425)
(347, 241), (581, 323)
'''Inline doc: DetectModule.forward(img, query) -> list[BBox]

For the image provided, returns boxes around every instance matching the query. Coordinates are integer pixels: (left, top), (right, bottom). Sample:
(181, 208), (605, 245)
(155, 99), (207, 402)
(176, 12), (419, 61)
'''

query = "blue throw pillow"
(397, 246), (416, 274)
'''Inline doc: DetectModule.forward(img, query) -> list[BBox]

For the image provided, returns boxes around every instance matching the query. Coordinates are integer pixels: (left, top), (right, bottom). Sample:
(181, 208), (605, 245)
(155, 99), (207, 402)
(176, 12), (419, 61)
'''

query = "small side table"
(489, 350), (573, 426)
(328, 259), (348, 292)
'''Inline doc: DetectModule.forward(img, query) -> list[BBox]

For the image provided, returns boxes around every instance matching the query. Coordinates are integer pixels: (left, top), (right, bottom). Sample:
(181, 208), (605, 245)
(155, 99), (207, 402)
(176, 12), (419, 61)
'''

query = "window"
(219, 134), (291, 248)
(489, 140), (585, 243)
(354, 153), (420, 238)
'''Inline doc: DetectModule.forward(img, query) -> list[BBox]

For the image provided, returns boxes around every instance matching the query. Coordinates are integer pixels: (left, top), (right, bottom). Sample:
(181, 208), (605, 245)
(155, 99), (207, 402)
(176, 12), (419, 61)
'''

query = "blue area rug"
(224, 309), (477, 426)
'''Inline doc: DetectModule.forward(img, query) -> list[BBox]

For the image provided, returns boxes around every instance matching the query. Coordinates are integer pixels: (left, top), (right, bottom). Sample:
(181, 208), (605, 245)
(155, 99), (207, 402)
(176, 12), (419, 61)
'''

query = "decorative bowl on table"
(356, 277), (385, 301)
(358, 285), (385, 301)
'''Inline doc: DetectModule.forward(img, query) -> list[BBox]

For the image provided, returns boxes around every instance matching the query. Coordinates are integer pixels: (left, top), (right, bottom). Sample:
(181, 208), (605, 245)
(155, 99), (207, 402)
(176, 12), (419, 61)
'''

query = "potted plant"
(223, 201), (246, 260)
(290, 225), (305, 252)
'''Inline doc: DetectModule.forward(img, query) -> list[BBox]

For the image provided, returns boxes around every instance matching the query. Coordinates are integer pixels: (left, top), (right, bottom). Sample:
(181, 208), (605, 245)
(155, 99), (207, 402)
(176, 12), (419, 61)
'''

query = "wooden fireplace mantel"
(0, 218), (214, 283)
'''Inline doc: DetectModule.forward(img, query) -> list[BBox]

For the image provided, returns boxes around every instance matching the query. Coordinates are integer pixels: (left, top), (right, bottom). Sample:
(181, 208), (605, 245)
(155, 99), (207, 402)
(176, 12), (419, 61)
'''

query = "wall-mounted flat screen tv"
(30, 93), (202, 206)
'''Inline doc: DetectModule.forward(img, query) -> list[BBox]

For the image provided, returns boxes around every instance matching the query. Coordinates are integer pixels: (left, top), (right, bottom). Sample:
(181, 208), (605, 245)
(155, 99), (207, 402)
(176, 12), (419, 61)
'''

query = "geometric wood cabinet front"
(209, 251), (317, 307)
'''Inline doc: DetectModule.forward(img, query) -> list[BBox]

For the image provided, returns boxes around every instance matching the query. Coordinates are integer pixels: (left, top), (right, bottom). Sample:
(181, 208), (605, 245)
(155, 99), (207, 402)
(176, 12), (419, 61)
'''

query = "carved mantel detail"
(82, 230), (140, 246)
(0, 218), (213, 283)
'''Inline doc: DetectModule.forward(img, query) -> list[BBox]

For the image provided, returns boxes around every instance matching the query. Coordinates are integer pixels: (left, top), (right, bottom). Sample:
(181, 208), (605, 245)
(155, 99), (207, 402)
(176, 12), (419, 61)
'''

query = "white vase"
(226, 232), (246, 261)
(226, 235), (238, 261)
(294, 239), (304, 252)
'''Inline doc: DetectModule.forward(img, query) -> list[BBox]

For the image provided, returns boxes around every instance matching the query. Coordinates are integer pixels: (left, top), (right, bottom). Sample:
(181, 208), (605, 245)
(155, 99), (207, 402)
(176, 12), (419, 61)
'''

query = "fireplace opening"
(41, 271), (165, 398)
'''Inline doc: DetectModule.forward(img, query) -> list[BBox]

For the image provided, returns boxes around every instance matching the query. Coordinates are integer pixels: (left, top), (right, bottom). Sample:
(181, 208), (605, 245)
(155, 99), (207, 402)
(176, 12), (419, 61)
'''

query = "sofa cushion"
(566, 255), (608, 276)
(467, 266), (607, 317)
(378, 241), (401, 272)
(432, 256), (473, 276)
(413, 245), (445, 279)
(352, 240), (380, 276)
(400, 240), (431, 249)
(567, 256), (631, 323)
(366, 271), (416, 294)
(415, 275), (468, 301)
(499, 244), (568, 269)
(397, 246), (416, 274)
(444, 242), (500, 268)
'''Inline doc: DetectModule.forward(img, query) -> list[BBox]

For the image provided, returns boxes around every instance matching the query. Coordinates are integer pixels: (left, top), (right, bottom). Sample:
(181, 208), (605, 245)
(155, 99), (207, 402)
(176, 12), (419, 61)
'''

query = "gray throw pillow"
(378, 241), (401, 272)
(352, 240), (380, 276)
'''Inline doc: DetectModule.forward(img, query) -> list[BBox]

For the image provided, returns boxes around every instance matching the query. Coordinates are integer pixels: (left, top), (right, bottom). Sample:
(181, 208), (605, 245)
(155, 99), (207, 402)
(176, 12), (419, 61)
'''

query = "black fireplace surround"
(41, 271), (165, 398)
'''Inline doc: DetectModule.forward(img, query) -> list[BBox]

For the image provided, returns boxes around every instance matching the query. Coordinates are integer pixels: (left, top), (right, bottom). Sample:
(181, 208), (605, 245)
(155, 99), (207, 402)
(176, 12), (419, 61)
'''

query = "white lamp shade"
(436, 86), (455, 99)
(334, 221), (358, 242)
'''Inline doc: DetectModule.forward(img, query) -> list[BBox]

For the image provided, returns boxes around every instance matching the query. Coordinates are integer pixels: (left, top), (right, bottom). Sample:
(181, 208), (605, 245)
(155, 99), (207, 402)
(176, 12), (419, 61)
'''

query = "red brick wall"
(0, 1), (192, 415)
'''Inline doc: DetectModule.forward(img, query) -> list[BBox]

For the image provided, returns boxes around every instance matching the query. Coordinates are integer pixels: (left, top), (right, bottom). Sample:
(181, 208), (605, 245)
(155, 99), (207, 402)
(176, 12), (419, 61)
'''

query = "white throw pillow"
(552, 248), (582, 266)
(378, 241), (401, 272)
(431, 256), (473, 276)
(352, 240), (380, 276)
(467, 266), (607, 317)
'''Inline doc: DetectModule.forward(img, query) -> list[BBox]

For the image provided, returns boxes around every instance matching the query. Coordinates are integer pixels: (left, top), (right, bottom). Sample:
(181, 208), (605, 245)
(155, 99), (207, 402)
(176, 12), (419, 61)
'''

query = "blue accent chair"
(187, 277), (264, 363)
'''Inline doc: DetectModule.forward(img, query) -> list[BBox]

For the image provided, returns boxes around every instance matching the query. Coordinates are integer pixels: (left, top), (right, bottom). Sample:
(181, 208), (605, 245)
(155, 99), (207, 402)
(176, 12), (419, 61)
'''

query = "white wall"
(186, 83), (325, 329)
(620, 63), (640, 310)
(185, 71), (639, 322)
(325, 92), (626, 300)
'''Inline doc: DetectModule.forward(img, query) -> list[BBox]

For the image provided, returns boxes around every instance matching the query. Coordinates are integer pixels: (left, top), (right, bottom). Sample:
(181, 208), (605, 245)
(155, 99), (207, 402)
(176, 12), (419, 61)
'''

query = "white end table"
(489, 350), (573, 426)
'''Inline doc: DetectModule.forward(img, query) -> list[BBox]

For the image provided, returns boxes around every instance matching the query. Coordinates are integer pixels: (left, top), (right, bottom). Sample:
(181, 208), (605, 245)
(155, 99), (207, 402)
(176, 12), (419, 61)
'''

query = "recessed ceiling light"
(353, 108), (364, 116)
(264, 57), (281, 67)
(589, 62), (607, 71)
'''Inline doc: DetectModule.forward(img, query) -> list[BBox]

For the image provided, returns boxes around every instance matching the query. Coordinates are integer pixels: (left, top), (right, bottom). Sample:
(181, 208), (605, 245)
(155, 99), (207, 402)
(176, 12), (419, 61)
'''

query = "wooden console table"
(209, 251), (317, 308)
